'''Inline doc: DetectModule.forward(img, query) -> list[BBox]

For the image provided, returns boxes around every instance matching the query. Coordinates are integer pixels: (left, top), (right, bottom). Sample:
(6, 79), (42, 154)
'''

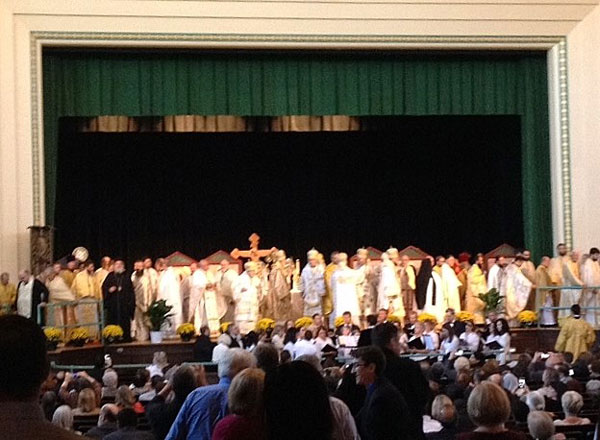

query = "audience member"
(426, 394), (458, 440)
(73, 386), (100, 415)
(41, 391), (58, 421)
(253, 343), (279, 374)
(528, 411), (564, 440)
(139, 375), (165, 402)
(457, 382), (527, 440)
(147, 351), (169, 377)
(102, 369), (119, 401)
(553, 391), (591, 426)
(525, 391), (546, 412)
(51, 405), (75, 432)
(59, 370), (101, 409)
(193, 326), (216, 362)
(104, 408), (154, 440)
(166, 348), (255, 439)
(212, 333), (232, 363)
(212, 368), (266, 440)
(293, 329), (318, 358)
(86, 404), (119, 439)
(0, 315), (82, 439)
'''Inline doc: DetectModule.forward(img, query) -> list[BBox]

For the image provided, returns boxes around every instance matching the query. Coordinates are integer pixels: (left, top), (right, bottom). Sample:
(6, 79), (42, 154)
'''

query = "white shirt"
(314, 337), (335, 352)
(293, 339), (319, 359)
(441, 336), (460, 355)
(17, 277), (34, 318)
(459, 331), (481, 352)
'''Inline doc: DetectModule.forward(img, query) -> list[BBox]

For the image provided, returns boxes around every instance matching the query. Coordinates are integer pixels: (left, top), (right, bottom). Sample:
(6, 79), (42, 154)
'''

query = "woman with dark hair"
(419, 257), (445, 323)
(282, 327), (298, 355)
(265, 361), (334, 440)
(493, 318), (511, 365)
(440, 327), (460, 357)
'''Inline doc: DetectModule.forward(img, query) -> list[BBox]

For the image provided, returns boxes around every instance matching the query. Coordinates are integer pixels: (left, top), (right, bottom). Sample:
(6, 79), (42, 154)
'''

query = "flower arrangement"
(177, 323), (196, 341)
(334, 316), (345, 328)
(256, 318), (276, 332)
(456, 311), (474, 322)
(387, 314), (402, 324)
(517, 310), (537, 327)
(145, 299), (174, 332)
(67, 327), (90, 347)
(478, 288), (502, 313)
(44, 327), (62, 342)
(295, 316), (313, 329)
(418, 313), (437, 324)
(220, 322), (232, 333)
(102, 325), (124, 343)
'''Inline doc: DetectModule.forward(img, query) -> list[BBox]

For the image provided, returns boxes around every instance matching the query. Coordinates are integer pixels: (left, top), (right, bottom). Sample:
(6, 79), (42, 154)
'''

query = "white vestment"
(157, 267), (183, 332)
(144, 267), (159, 303)
(582, 259), (600, 326)
(559, 261), (584, 321)
(377, 260), (401, 314)
(300, 264), (326, 316)
(233, 271), (260, 334)
(331, 265), (361, 324)
(501, 264), (533, 319)
(440, 264), (462, 312)
(216, 269), (238, 322)
(487, 264), (502, 291)
(131, 271), (153, 341)
(17, 278), (34, 319)
(424, 271), (445, 323)
(189, 269), (221, 333)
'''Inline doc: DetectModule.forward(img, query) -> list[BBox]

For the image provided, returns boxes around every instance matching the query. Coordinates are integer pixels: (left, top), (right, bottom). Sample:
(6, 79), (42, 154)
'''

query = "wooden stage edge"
(48, 328), (571, 368)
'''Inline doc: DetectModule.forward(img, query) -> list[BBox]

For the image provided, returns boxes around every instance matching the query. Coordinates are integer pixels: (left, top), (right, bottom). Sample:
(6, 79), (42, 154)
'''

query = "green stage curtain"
(43, 50), (551, 258)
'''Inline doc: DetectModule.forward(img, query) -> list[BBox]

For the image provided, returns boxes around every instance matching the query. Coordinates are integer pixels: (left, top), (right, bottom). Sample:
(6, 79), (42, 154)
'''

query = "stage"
(47, 328), (572, 370)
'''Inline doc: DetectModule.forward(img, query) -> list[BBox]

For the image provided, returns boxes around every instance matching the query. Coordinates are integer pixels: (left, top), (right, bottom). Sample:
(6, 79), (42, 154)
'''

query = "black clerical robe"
(103, 271), (135, 341)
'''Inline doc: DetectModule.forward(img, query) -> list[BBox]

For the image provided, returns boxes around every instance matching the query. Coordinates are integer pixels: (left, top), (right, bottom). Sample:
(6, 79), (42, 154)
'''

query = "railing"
(50, 361), (217, 372)
(535, 285), (600, 328)
(38, 298), (105, 340)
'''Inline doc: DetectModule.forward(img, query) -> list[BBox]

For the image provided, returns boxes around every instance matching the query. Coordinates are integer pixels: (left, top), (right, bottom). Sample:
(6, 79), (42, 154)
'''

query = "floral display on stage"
(417, 313), (437, 324)
(256, 318), (275, 332)
(176, 323), (196, 341)
(295, 317), (313, 329)
(67, 327), (90, 347)
(102, 325), (124, 344)
(456, 311), (475, 322)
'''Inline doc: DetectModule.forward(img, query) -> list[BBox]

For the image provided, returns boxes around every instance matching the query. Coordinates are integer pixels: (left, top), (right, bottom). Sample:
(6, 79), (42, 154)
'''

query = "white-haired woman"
(52, 404), (75, 432)
(554, 391), (591, 426)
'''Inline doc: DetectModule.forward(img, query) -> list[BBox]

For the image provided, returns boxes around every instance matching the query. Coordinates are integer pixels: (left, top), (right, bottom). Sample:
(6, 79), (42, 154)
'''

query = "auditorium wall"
(0, 0), (598, 276)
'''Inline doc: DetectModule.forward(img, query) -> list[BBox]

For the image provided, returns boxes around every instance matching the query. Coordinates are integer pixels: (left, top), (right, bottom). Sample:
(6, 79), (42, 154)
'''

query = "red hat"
(458, 252), (471, 263)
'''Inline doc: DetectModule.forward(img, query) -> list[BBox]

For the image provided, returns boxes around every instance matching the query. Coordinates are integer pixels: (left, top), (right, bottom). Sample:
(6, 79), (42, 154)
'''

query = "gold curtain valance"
(77, 115), (361, 133)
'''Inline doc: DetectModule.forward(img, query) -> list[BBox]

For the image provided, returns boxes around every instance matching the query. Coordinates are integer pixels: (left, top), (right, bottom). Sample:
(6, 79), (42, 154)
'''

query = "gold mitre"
(356, 248), (368, 258)
(386, 247), (399, 258)
(307, 248), (319, 260)
(244, 261), (258, 271)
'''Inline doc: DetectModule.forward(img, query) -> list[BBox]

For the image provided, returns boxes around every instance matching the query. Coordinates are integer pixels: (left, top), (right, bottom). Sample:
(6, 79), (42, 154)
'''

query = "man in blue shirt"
(165, 348), (255, 440)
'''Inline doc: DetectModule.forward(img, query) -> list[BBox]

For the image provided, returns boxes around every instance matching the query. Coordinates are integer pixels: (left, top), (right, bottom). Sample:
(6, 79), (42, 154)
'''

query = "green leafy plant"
(145, 300), (174, 332)
(478, 288), (503, 313)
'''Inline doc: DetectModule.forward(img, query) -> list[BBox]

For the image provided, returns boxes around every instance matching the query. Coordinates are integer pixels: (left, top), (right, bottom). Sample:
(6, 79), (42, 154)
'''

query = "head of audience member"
(227, 368), (265, 418)
(0, 315), (49, 402)
(265, 361), (333, 439)
(431, 394), (456, 426)
(217, 333), (232, 348)
(502, 372), (519, 395)
(586, 380), (600, 402)
(253, 343), (279, 374)
(312, 313), (323, 328)
(354, 346), (386, 387)
(280, 350), (292, 365)
(170, 365), (199, 405)
(115, 385), (136, 409)
(525, 391), (545, 412)
(41, 391), (58, 421)
(117, 408), (138, 430)
(365, 314), (377, 328)
(152, 351), (168, 369)
(561, 391), (585, 419)
(528, 411), (556, 440)
(77, 387), (98, 413)
(103, 368), (119, 390)
(150, 375), (166, 393)
(467, 382), (512, 432)
(377, 308), (388, 324)
(218, 348), (256, 380)
(494, 318), (510, 336)
(542, 367), (560, 388)
(342, 312), (352, 326)
(372, 321), (401, 356)
(454, 356), (471, 375)
(52, 404), (74, 431)
(97, 403), (119, 427)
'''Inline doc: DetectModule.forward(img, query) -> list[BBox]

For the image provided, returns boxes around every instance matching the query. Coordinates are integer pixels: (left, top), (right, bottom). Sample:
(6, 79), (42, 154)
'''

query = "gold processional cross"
(230, 233), (277, 262)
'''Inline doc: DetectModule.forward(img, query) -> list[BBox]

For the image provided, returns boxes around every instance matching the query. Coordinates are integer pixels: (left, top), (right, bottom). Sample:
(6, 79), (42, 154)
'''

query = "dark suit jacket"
(380, 347), (429, 440)
(443, 320), (466, 336)
(16, 278), (48, 325)
(357, 328), (373, 347)
(357, 377), (413, 440)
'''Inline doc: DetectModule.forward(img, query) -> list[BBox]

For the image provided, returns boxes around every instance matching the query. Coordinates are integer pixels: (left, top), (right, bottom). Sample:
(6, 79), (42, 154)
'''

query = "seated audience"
(355, 345), (415, 440)
(212, 368), (266, 440)
(212, 333), (232, 363)
(59, 370), (101, 409)
(426, 394), (458, 440)
(166, 348), (255, 439)
(41, 391), (58, 421)
(0, 315), (81, 439)
(116, 385), (144, 414)
(102, 369), (119, 401)
(104, 408), (154, 440)
(73, 387), (100, 415)
(293, 329), (318, 358)
(139, 375), (165, 403)
(525, 391), (546, 412)
(456, 382), (527, 439)
(86, 404), (119, 439)
(193, 326), (216, 362)
(265, 360), (333, 439)
(528, 411), (565, 440)
(147, 351), (169, 378)
(52, 405), (75, 433)
(553, 391), (591, 426)
(130, 369), (151, 399)
(252, 343), (279, 374)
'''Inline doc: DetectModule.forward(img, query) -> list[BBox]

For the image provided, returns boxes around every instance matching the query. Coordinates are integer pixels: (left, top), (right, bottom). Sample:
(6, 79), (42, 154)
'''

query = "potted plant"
(44, 327), (62, 351)
(176, 323), (196, 342)
(477, 288), (503, 314)
(67, 327), (90, 347)
(145, 299), (173, 344)
(102, 325), (124, 344)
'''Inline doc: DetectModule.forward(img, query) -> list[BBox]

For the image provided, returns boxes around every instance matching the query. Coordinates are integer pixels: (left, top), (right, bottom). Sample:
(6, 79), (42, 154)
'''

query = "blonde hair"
(561, 391), (584, 416)
(77, 387), (97, 413)
(228, 368), (265, 416)
(527, 411), (555, 440)
(467, 382), (510, 427)
(431, 394), (455, 423)
(115, 385), (135, 408)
